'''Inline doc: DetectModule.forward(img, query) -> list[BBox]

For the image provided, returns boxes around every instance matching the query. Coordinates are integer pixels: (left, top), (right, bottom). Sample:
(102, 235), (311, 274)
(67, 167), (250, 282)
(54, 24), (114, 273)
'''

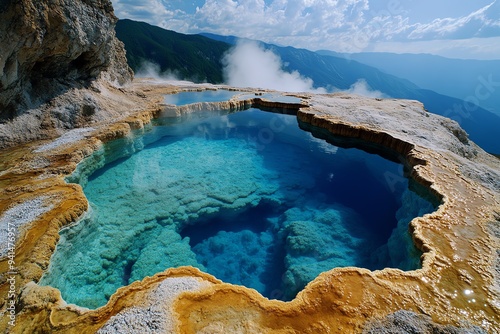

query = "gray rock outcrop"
(363, 310), (487, 334)
(0, 0), (133, 130)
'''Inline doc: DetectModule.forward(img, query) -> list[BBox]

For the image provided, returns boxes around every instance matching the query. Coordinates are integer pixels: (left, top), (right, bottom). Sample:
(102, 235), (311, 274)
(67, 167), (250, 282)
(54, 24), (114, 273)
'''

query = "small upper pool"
(40, 107), (437, 309)
(164, 90), (245, 105)
(237, 93), (302, 104)
(164, 90), (303, 106)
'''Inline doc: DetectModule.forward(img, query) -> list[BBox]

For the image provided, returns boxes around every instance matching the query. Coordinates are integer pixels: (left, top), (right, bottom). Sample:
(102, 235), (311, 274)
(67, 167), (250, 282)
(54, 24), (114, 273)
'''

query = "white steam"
(222, 41), (326, 93)
(221, 41), (387, 98)
(136, 45), (387, 99)
(135, 61), (187, 83)
(344, 79), (387, 99)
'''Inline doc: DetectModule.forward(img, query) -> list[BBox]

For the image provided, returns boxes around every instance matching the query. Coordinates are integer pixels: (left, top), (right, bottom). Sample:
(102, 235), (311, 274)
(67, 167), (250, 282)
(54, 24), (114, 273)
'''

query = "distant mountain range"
(317, 50), (500, 118)
(115, 19), (500, 154)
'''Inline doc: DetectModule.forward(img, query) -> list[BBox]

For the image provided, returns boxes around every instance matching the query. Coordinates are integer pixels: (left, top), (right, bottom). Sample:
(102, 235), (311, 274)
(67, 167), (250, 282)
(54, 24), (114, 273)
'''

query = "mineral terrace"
(0, 80), (499, 333)
(0, 0), (499, 333)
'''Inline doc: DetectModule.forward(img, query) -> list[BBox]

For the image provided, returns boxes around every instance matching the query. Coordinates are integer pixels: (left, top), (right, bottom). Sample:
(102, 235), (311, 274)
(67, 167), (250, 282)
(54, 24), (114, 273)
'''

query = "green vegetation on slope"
(115, 19), (230, 83)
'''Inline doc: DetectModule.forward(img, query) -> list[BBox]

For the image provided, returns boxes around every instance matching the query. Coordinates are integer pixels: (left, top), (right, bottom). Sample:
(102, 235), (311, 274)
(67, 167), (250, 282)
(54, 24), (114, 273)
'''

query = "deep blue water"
(40, 108), (436, 308)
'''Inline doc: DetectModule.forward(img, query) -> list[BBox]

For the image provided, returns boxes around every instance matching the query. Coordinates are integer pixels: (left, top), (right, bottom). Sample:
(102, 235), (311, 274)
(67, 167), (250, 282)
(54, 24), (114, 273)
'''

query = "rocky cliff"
(0, 0), (133, 148)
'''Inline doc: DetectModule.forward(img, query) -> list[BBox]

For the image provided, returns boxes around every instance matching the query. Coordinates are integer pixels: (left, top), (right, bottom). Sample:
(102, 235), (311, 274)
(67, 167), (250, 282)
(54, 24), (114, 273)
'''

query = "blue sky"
(111, 0), (500, 59)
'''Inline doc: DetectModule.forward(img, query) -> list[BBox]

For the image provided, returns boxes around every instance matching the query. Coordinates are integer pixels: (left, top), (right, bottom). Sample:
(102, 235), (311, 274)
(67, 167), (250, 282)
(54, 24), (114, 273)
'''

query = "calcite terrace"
(0, 81), (499, 333)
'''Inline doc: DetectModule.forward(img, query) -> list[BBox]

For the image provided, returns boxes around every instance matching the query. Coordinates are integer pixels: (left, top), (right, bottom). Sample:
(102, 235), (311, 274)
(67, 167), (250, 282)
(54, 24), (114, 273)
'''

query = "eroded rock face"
(0, 0), (132, 121)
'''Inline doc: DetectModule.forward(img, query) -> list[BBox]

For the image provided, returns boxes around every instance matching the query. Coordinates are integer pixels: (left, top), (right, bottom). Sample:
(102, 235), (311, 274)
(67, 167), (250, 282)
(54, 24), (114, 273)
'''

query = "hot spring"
(164, 89), (302, 105)
(40, 106), (437, 309)
(164, 89), (246, 105)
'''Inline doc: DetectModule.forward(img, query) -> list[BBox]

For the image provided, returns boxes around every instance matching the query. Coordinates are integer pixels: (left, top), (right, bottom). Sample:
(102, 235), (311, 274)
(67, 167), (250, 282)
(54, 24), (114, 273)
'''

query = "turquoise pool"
(40, 108), (436, 308)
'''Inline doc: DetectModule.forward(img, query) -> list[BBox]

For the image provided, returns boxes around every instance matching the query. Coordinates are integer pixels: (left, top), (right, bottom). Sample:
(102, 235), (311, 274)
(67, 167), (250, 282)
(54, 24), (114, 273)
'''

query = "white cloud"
(184, 0), (500, 54)
(222, 40), (326, 92)
(111, 0), (500, 59)
(111, 0), (192, 32)
(112, 0), (172, 22)
(192, 0), (369, 44)
(408, 1), (500, 40)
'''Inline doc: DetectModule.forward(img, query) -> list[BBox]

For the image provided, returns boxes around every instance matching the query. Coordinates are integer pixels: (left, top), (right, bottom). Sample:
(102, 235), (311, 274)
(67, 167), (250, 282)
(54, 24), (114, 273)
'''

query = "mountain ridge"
(116, 19), (229, 83)
(317, 50), (500, 118)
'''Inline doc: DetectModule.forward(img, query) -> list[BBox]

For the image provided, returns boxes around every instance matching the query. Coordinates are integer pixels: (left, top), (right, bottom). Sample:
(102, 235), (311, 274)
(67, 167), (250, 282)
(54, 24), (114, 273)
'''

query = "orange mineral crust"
(0, 82), (499, 333)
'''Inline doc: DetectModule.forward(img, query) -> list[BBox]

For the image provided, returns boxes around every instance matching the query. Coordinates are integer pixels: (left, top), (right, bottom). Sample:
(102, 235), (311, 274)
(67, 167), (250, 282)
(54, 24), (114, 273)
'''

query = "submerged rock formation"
(0, 0), (133, 148)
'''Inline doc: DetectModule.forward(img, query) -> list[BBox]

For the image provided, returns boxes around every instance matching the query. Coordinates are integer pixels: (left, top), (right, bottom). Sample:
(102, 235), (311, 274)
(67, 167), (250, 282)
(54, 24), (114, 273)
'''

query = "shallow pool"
(164, 89), (245, 105)
(164, 90), (302, 106)
(237, 93), (302, 104)
(40, 108), (436, 308)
